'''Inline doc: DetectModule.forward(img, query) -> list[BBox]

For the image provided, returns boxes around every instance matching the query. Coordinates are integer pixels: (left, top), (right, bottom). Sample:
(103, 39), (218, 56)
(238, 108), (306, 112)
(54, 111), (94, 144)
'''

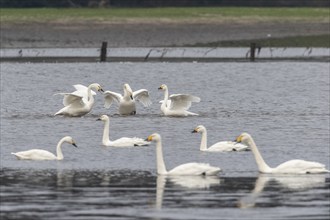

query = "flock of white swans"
(12, 83), (329, 175)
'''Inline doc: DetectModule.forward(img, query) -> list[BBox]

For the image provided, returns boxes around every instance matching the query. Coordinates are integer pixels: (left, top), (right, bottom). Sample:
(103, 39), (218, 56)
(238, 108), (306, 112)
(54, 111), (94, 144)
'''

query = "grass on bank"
(186, 35), (330, 48)
(1, 7), (329, 23)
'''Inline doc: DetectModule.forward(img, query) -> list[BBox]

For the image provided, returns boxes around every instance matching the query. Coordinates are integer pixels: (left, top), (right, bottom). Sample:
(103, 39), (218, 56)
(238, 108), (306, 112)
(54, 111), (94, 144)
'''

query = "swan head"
(97, 114), (109, 122)
(145, 133), (161, 142)
(235, 133), (252, 145)
(63, 136), (78, 148)
(192, 125), (206, 133)
(90, 83), (104, 93)
(158, 84), (167, 91)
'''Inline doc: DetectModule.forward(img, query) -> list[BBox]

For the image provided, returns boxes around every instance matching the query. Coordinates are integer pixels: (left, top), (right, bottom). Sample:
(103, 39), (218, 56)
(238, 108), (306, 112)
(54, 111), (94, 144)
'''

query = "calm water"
(1, 62), (329, 219)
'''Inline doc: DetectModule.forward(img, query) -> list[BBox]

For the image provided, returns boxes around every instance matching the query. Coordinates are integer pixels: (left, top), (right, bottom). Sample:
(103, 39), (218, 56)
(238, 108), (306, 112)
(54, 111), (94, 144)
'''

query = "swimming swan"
(192, 125), (249, 152)
(54, 83), (104, 117)
(97, 115), (149, 147)
(146, 133), (221, 175)
(11, 136), (77, 160)
(235, 133), (329, 174)
(104, 83), (152, 115)
(158, 84), (200, 116)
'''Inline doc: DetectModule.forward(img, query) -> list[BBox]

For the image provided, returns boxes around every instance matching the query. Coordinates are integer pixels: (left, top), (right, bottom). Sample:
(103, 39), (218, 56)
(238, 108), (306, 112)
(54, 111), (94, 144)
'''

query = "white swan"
(11, 136), (77, 160)
(146, 133), (221, 175)
(54, 83), (104, 117)
(235, 133), (330, 174)
(158, 84), (200, 116)
(192, 125), (249, 152)
(104, 83), (151, 115)
(97, 115), (149, 147)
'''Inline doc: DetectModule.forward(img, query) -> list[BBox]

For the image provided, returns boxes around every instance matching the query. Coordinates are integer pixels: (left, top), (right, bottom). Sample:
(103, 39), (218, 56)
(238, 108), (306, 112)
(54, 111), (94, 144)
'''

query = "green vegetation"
(187, 35), (330, 48)
(1, 7), (328, 23)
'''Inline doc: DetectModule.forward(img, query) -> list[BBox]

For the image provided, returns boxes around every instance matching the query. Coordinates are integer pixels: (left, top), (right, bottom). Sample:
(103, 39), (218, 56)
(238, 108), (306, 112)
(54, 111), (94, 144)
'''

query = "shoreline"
(1, 47), (329, 63)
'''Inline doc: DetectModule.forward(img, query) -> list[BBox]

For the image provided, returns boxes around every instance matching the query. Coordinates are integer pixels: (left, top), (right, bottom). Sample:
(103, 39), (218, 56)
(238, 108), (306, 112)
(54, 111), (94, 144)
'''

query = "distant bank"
(1, 0), (329, 8)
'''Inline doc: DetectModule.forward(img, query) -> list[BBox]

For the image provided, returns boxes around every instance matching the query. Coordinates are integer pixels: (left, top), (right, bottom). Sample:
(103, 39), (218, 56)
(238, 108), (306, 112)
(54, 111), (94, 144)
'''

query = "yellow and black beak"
(145, 135), (153, 142)
(234, 135), (243, 143)
(192, 128), (198, 133)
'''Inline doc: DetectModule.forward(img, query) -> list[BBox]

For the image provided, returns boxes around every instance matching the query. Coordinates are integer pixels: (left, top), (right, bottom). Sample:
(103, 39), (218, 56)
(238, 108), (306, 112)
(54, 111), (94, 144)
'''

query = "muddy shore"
(1, 20), (329, 48)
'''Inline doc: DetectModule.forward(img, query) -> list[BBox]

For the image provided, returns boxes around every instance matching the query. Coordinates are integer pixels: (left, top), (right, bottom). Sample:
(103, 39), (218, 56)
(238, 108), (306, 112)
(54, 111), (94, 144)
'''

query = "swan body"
(158, 84), (200, 116)
(104, 83), (151, 115)
(146, 133), (221, 176)
(55, 83), (104, 117)
(193, 125), (249, 152)
(97, 115), (149, 147)
(11, 136), (77, 160)
(235, 133), (329, 174)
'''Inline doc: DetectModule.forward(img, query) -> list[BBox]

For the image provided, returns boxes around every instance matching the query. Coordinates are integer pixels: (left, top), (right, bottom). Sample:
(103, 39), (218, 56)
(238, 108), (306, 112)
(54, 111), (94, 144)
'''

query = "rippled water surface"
(1, 62), (329, 219)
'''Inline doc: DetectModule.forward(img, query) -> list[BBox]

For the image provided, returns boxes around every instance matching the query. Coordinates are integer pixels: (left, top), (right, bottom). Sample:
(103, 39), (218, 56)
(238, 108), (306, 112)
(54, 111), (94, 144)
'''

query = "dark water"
(1, 62), (329, 219)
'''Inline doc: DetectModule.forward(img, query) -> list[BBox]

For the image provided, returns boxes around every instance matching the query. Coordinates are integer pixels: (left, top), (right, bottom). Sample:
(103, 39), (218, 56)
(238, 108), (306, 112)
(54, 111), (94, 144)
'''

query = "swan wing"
(232, 142), (250, 151)
(133, 89), (152, 107)
(73, 84), (96, 96)
(72, 84), (96, 102)
(169, 94), (200, 111)
(168, 162), (221, 176)
(110, 137), (149, 147)
(103, 91), (123, 109)
(274, 159), (329, 174)
(208, 141), (249, 152)
(11, 149), (57, 160)
(55, 93), (84, 107)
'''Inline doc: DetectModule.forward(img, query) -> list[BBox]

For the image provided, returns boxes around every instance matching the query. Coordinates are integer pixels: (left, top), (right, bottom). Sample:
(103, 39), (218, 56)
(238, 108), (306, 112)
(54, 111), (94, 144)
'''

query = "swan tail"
(54, 108), (66, 116)
(206, 167), (222, 175)
(11, 152), (21, 159)
(186, 111), (199, 116)
(54, 110), (62, 116)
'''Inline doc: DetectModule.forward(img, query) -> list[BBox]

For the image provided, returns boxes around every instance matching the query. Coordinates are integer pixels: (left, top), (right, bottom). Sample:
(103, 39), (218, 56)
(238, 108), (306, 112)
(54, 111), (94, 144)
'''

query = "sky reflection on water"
(1, 168), (329, 220)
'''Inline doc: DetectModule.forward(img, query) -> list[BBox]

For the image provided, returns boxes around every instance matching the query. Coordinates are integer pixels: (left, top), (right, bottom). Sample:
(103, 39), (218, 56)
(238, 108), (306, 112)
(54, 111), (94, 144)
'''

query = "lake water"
(1, 61), (329, 219)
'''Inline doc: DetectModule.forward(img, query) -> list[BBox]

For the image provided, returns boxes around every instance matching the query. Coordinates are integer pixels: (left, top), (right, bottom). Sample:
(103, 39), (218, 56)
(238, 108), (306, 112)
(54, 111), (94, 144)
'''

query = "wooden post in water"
(250, 43), (256, 62)
(100, 41), (107, 62)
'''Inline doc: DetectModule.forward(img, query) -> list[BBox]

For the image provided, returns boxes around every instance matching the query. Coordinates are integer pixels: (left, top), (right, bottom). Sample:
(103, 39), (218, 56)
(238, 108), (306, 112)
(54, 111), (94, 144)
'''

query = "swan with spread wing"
(158, 84), (200, 116)
(103, 83), (151, 115)
(54, 83), (104, 117)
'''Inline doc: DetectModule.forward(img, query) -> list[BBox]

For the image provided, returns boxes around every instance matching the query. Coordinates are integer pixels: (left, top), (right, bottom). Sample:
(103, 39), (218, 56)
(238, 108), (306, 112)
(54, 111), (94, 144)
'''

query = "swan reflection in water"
(156, 175), (221, 209)
(238, 174), (327, 209)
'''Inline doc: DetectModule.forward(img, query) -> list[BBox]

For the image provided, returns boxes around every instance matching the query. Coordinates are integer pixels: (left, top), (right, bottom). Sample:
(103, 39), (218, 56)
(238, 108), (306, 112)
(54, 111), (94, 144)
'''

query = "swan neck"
(163, 89), (169, 107)
(200, 130), (208, 151)
(123, 88), (131, 101)
(56, 138), (65, 160)
(156, 139), (168, 175)
(246, 138), (272, 173)
(87, 85), (93, 102)
(102, 119), (111, 145)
